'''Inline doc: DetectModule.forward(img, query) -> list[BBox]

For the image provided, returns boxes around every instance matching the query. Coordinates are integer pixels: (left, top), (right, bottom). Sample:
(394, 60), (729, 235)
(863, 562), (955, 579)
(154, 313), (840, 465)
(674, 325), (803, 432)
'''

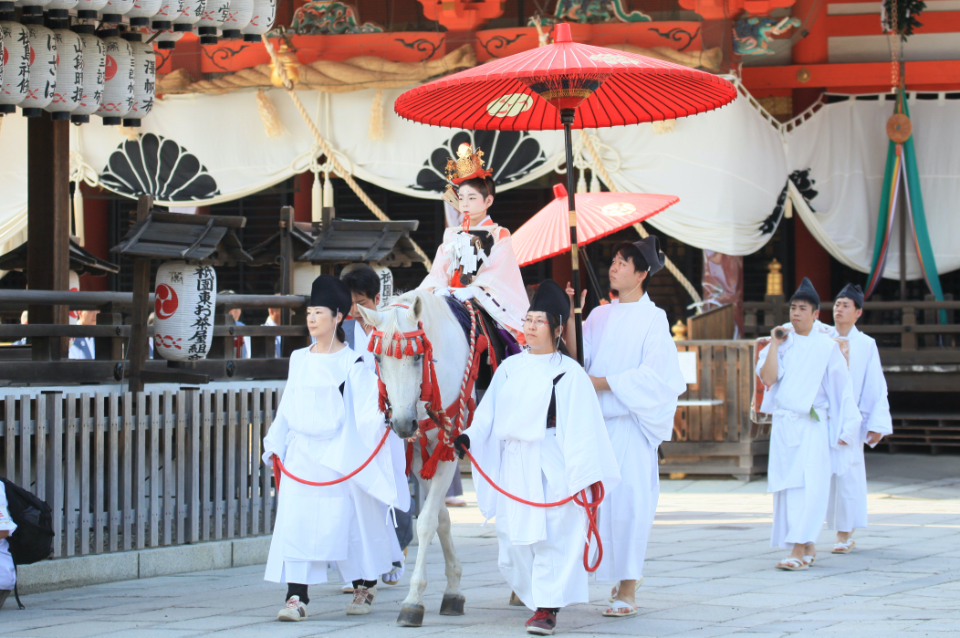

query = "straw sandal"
(833, 540), (856, 554)
(776, 557), (809, 571)
(602, 599), (637, 618)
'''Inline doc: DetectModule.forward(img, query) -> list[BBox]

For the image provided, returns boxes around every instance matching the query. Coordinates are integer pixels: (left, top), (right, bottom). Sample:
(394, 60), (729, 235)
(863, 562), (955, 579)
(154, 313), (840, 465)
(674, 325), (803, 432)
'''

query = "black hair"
(458, 176), (496, 200)
(546, 312), (572, 359)
(612, 241), (651, 292)
(836, 295), (862, 310)
(335, 316), (346, 344)
(790, 292), (820, 310)
(341, 265), (380, 301)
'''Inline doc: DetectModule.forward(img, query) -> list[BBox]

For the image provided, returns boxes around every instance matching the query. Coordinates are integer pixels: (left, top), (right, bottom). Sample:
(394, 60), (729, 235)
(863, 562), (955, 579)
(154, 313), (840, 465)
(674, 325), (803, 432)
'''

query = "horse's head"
(359, 294), (429, 440)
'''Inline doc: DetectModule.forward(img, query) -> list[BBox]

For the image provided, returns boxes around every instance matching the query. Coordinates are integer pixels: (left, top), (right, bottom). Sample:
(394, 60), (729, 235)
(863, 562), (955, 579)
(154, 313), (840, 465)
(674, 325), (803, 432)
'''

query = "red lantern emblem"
(155, 284), (179, 319)
(3, 48), (7, 66)
(105, 55), (117, 81)
(29, 46), (35, 66)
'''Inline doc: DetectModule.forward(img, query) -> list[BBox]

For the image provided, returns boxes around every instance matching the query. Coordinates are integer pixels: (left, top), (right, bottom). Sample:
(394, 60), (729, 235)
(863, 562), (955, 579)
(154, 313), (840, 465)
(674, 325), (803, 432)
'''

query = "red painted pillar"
(79, 183), (110, 292)
(293, 172), (313, 223)
(791, 0), (832, 298)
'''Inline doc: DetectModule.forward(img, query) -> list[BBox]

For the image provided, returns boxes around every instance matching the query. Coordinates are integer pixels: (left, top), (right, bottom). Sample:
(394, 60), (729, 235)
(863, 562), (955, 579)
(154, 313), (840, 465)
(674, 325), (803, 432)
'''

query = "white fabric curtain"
(784, 94), (960, 279)
(1, 82), (958, 280)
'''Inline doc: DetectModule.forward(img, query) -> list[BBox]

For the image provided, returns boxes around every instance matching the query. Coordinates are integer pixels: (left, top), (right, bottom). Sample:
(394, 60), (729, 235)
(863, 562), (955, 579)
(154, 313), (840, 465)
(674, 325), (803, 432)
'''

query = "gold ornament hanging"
(886, 113), (911, 143)
(270, 42), (301, 88)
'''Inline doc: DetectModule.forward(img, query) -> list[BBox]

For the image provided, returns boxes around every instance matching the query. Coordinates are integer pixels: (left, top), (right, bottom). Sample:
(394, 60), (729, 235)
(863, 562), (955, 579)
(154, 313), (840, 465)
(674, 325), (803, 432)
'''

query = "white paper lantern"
(173, 0), (205, 32)
(122, 32), (155, 126)
(20, 19), (56, 118)
(143, 24), (182, 49)
(221, 0), (252, 39)
(45, 0), (79, 19)
(101, 0), (135, 23)
(74, 0), (108, 19)
(13, 0), (54, 18)
(125, 0), (162, 26)
(241, 0), (274, 42)
(70, 25), (104, 124)
(151, 0), (181, 29)
(0, 21), (30, 115)
(96, 31), (133, 125)
(45, 28), (83, 120)
(153, 261), (217, 361)
(196, 0), (228, 44)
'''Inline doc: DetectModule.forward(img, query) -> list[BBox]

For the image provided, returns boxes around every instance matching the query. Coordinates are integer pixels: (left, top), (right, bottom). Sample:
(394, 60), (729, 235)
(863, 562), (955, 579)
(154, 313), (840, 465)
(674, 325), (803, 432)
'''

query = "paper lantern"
(143, 24), (182, 49)
(74, 0), (108, 19)
(0, 21), (30, 115)
(101, 0), (135, 23)
(96, 30), (134, 125)
(46, 27), (84, 120)
(241, 0), (274, 42)
(153, 261), (217, 362)
(125, 0), (162, 26)
(20, 18), (57, 118)
(122, 32), (155, 127)
(70, 25), (104, 124)
(173, 0), (205, 32)
(44, 0), (78, 18)
(151, 0), (180, 29)
(196, 0), (229, 44)
(221, 0), (252, 39)
(13, 0), (54, 18)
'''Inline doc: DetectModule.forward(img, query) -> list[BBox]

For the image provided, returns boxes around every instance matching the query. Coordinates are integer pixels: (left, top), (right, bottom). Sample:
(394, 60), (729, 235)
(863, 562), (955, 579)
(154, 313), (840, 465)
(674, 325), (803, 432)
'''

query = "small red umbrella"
(512, 183), (678, 267)
(395, 22), (736, 362)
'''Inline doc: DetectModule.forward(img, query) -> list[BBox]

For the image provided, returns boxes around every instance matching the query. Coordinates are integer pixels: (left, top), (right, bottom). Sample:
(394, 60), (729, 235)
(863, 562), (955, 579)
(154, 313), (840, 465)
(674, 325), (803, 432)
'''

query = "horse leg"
(436, 463), (464, 615)
(397, 459), (454, 627)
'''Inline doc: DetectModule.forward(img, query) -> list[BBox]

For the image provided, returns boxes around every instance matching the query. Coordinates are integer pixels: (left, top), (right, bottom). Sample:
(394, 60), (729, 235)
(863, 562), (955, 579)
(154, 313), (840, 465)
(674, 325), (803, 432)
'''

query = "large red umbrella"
(395, 22), (736, 362)
(512, 183), (678, 267)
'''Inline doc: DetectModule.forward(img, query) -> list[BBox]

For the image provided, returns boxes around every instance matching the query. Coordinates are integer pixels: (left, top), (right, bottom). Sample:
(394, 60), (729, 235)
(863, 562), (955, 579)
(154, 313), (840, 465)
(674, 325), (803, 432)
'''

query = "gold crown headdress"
(445, 143), (493, 185)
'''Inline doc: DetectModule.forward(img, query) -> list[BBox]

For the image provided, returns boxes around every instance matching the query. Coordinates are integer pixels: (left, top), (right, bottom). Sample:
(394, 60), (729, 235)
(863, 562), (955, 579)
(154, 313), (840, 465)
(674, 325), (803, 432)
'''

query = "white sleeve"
(605, 314), (686, 443)
(262, 354), (297, 466)
(464, 363), (508, 520)
(860, 341), (892, 439)
(0, 483), (16, 534)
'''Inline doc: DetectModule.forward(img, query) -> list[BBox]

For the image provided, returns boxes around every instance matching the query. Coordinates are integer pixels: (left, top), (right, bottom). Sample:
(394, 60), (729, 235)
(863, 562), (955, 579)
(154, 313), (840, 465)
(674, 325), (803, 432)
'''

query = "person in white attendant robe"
(455, 280), (620, 637)
(263, 275), (406, 622)
(567, 237), (686, 617)
(826, 283), (892, 554)
(758, 277), (861, 570)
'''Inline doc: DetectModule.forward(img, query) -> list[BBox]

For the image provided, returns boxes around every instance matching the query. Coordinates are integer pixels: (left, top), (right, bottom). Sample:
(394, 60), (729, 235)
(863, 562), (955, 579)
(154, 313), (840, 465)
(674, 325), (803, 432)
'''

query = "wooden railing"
(0, 290), (312, 385)
(1, 389), (280, 557)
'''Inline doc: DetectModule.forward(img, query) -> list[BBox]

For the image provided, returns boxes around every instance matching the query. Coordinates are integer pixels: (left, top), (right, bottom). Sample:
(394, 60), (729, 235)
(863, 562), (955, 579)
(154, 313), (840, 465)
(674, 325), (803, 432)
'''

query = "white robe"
(0, 482), (16, 591)
(757, 330), (861, 548)
(582, 296), (687, 582)
(825, 325), (892, 532)
(467, 351), (620, 610)
(419, 224), (529, 335)
(262, 346), (406, 585)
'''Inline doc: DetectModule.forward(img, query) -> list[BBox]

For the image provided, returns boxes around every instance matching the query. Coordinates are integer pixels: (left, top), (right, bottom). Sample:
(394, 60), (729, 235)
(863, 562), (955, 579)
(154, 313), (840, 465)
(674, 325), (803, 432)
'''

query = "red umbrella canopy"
(511, 184), (678, 267)
(394, 23), (737, 131)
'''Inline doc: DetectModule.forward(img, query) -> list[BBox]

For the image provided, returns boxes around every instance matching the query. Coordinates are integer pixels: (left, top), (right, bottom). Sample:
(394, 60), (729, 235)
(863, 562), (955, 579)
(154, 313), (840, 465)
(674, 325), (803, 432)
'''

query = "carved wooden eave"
(299, 219), (424, 267)
(111, 211), (252, 266)
(0, 238), (120, 276)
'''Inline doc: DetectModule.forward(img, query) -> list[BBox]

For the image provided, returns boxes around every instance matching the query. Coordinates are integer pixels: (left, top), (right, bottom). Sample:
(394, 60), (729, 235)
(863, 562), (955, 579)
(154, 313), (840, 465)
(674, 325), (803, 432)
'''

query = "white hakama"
(826, 325), (892, 533)
(262, 346), (406, 586)
(468, 351), (620, 611)
(758, 331), (861, 549)
(582, 296), (686, 582)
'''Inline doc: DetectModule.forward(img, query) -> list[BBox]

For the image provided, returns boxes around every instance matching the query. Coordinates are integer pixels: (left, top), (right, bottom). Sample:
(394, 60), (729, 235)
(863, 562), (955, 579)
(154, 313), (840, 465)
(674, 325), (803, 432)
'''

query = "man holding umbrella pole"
(566, 236), (686, 617)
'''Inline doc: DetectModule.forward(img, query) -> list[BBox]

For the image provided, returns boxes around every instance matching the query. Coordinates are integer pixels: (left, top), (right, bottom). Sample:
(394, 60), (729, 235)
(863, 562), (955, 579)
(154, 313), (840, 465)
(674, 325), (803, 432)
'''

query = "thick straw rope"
(579, 133), (703, 306)
(261, 35), (432, 270)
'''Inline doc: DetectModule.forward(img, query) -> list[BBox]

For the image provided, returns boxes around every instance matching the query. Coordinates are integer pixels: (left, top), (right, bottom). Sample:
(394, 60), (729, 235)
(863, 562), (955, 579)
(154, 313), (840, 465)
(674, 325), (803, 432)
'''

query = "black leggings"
(285, 580), (378, 605)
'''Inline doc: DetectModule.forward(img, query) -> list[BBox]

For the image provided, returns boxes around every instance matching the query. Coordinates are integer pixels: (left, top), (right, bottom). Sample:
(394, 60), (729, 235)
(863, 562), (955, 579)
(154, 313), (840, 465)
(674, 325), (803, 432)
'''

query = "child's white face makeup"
(457, 184), (494, 225)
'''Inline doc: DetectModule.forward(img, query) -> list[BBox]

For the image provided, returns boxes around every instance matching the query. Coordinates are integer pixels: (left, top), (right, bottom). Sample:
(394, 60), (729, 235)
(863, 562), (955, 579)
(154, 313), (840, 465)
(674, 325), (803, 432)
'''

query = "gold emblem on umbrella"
(601, 202), (637, 217)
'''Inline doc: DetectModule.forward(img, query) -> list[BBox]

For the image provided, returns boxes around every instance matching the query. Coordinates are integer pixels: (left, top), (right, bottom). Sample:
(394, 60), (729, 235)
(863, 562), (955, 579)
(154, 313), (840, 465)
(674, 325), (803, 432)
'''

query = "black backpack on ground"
(1, 478), (54, 609)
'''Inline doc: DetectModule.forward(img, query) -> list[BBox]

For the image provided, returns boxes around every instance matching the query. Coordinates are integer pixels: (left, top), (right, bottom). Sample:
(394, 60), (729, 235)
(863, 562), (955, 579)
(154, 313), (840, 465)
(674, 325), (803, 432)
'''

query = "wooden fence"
(0, 388), (281, 557)
(665, 340), (768, 478)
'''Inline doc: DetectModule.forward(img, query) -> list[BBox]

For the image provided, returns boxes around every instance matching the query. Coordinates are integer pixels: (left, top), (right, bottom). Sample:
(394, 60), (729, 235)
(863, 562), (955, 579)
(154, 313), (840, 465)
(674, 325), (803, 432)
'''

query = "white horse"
(359, 289), (471, 627)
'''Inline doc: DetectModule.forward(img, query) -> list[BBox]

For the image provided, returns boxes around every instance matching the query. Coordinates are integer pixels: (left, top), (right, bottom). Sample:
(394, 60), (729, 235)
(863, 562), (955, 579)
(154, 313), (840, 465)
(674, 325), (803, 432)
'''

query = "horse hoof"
(397, 604), (425, 627)
(509, 591), (524, 607)
(439, 594), (465, 616)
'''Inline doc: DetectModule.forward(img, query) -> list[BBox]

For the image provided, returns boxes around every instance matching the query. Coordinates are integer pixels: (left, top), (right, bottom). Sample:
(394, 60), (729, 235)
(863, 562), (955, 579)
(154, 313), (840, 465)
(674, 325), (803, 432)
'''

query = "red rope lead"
(272, 429), (391, 489)
(465, 449), (605, 573)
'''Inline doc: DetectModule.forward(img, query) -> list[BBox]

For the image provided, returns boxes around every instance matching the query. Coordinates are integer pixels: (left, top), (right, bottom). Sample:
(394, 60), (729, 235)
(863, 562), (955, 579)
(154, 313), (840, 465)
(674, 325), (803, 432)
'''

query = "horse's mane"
(377, 289), (453, 348)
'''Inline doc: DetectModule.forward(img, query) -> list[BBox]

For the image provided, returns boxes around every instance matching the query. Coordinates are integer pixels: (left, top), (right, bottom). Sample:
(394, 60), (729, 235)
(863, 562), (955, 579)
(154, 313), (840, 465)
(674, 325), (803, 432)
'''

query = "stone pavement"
(3, 453), (960, 638)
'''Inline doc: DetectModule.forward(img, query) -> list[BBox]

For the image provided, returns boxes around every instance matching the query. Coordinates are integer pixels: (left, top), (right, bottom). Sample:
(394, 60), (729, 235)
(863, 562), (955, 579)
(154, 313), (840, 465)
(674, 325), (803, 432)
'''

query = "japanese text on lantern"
(188, 266), (215, 359)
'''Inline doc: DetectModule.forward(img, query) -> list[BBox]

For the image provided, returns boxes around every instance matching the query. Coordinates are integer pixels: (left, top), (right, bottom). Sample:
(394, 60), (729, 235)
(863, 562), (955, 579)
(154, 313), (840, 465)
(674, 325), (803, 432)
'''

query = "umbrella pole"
(562, 109), (584, 366)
